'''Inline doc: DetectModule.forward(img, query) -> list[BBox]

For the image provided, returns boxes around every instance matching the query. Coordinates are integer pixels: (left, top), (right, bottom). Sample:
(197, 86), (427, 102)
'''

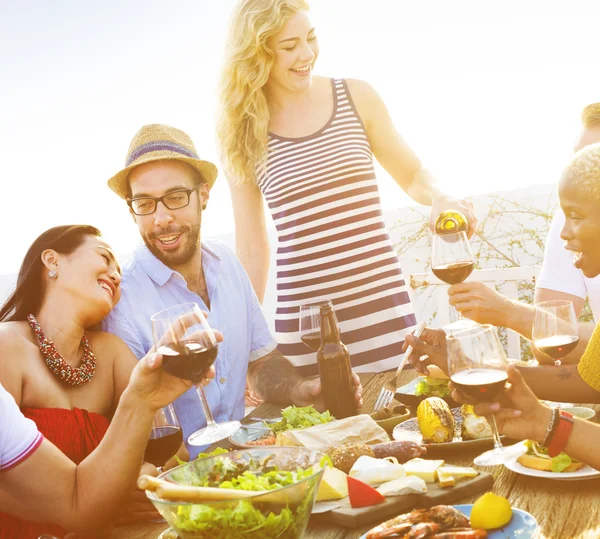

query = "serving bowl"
(369, 404), (411, 434)
(146, 447), (325, 538)
(560, 406), (596, 420)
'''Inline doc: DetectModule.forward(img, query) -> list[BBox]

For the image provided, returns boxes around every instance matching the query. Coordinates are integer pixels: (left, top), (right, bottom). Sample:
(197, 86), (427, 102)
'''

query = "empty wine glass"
(431, 230), (476, 332)
(299, 300), (332, 352)
(532, 300), (579, 366)
(151, 302), (240, 446)
(448, 324), (527, 466)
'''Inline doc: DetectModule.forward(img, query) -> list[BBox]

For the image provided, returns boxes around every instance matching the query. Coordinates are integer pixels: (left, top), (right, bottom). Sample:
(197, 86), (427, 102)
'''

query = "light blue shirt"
(103, 241), (277, 458)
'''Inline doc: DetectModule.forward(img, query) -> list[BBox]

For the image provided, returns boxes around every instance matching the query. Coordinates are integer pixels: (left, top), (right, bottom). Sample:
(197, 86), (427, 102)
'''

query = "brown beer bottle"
(317, 303), (357, 419)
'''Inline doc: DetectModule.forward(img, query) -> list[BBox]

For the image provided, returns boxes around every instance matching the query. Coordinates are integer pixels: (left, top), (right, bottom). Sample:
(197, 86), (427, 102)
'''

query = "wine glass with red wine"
(300, 300), (333, 352)
(532, 300), (579, 366)
(151, 302), (240, 446)
(448, 324), (527, 466)
(431, 230), (475, 331)
(144, 403), (182, 469)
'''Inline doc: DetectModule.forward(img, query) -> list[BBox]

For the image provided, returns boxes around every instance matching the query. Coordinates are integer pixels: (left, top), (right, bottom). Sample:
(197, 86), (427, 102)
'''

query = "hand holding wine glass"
(532, 300), (579, 366)
(151, 302), (240, 446)
(447, 324), (526, 466)
(451, 364), (553, 447)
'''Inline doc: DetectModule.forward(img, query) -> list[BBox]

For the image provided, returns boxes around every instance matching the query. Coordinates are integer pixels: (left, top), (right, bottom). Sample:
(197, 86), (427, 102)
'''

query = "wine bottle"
(434, 210), (468, 235)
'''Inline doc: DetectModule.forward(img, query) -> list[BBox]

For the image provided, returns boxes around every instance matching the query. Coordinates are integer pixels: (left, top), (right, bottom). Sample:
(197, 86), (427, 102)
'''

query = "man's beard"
(143, 224), (201, 267)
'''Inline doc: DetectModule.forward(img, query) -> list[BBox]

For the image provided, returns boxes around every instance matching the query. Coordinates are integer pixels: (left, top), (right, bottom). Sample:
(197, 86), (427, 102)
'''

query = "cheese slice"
(437, 472), (455, 488)
(403, 458), (445, 483)
(377, 475), (427, 496)
(349, 455), (406, 486)
(437, 465), (479, 479)
(316, 467), (349, 501)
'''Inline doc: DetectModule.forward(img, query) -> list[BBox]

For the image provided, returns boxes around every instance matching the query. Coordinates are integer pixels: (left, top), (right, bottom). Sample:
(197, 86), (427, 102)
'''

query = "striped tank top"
(256, 78), (417, 375)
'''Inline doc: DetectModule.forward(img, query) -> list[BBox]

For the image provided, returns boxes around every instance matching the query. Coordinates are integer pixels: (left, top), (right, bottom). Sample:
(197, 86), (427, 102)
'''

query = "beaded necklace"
(27, 314), (96, 386)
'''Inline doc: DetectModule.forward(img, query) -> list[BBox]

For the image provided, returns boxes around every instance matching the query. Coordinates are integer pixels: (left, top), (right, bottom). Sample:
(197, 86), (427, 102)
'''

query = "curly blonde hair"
(563, 141), (600, 199)
(217, 0), (310, 185)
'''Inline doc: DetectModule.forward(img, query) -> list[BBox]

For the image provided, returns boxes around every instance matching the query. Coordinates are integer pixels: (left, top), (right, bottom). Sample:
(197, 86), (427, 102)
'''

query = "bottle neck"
(320, 306), (341, 345)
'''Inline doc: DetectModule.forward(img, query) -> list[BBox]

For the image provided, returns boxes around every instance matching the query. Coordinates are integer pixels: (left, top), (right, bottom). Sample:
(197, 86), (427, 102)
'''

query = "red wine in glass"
(143, 425), (183, 467)
(450, 368), (508, 402)
(534, 335), (579, 361)
(301, 332), (321, 351)
(447, 324), (526, 466)
(152, 302), (240, 446)
(532, 300), (579, 366)
(158, 341), (218, 383)
(432, 261), (474, 285)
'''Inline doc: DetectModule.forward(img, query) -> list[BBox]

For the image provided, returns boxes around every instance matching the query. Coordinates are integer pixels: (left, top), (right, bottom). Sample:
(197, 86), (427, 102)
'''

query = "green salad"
(415, 377), (451, 398)
(168, 455), (316, 538)
(268, 405), (334, 433)
(175, 499), (300, 538)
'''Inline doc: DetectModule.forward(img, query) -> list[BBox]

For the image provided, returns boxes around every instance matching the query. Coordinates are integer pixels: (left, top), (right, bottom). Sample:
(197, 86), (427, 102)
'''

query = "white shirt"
(0, 384), (43, 472)
(537, 209), (600, 321)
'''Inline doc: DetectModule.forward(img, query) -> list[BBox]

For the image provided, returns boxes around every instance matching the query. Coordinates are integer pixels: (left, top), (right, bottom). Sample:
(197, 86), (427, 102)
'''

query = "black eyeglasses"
(127, 185), (201, 216)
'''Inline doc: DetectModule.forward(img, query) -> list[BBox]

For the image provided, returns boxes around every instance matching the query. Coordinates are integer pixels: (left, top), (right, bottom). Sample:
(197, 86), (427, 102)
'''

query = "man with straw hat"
(103, 124), (363, 457)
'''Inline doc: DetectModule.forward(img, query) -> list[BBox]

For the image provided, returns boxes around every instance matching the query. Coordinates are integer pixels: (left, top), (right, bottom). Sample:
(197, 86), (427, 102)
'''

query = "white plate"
(505, 458), (600, 480)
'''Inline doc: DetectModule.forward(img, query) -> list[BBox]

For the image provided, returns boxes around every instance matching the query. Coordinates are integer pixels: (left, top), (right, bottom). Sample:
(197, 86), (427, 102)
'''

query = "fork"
(372, 322), (426, 412)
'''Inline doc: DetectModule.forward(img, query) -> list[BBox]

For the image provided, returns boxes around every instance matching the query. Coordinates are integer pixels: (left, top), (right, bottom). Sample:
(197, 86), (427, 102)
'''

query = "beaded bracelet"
(542, 407), (561, 447)
(548, 411), (574, 457)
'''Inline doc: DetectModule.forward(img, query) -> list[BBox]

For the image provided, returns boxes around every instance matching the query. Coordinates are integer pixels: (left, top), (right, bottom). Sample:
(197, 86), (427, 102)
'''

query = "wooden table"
(110, 370), (600, 538)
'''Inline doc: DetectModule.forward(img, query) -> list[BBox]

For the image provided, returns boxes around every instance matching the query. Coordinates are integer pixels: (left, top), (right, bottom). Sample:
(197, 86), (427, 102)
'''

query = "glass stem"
(196, 384), (216, 428)
(450, 304), (463, 321)
(489, 413), (504, 450)
(555, 357), (562, 366)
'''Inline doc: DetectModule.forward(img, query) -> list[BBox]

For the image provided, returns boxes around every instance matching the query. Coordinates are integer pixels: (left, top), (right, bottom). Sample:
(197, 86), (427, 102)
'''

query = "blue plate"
(453, 505), (538, 539)
(360, 504), (538, 539)
(229, 423), (272, 448)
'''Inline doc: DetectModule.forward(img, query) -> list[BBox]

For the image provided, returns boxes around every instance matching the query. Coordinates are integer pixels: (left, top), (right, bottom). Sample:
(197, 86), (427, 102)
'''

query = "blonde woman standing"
(217, 0), (476, 375)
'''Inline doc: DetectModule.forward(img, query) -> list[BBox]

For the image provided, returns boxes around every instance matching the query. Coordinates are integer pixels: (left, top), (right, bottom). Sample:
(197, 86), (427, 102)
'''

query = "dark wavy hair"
(0, 225), (102, 322)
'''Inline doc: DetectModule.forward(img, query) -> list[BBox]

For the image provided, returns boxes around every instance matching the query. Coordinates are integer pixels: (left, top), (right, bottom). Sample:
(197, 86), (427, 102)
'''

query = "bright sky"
(1, 0), (599, 275)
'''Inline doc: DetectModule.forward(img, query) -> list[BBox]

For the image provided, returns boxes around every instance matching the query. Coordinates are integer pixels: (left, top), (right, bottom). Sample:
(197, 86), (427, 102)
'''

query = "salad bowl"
(146, 447), (326, 538)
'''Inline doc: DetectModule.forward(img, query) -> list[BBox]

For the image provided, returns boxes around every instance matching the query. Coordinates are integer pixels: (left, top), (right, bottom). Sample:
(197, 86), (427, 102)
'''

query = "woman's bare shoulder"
(345, 78), (379, 105)
(0, 321), (33, 349)
(0, 322), (31, 395)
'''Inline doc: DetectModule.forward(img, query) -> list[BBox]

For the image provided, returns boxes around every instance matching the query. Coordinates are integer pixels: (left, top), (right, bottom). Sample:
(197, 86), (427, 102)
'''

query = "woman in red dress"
(0, 225), (160, 538)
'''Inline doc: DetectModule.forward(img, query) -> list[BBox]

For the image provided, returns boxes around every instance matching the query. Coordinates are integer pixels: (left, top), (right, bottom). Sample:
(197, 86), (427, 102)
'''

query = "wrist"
(120, 388), (159, 419)
(535, 405), (554, 445)
(290, 379), (304, 405)
(291, 378), (314, 406)
(409, 168), (445, 205)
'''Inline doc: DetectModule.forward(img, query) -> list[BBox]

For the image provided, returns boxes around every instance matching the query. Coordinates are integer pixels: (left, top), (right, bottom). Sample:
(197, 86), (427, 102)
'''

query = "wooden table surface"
(110, 370), (600, 539)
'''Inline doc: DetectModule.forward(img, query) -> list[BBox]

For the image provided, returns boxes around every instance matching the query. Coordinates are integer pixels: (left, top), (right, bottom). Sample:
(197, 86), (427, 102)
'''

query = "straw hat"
(107, 124), (218, 199)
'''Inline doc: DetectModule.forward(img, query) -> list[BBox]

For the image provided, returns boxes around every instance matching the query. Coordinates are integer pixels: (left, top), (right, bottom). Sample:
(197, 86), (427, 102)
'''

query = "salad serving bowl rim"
(146, 446), (327, 506)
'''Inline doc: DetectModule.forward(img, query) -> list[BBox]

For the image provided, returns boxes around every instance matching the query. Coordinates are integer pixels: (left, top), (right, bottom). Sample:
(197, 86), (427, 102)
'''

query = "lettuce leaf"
(174, 500), (297, 537)
(174, 447), (229, 467)
(268, 405), (334, 433)
(415, 379), (451, 398)
(551, 453), (573, 473)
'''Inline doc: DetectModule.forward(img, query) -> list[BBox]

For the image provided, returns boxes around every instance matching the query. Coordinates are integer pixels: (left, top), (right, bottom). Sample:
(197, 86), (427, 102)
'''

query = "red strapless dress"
(0, 407), (110, 539)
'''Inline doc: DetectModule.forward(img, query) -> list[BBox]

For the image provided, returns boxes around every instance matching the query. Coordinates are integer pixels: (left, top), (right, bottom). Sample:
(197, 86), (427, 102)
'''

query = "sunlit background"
(1, 0), (600, 276)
